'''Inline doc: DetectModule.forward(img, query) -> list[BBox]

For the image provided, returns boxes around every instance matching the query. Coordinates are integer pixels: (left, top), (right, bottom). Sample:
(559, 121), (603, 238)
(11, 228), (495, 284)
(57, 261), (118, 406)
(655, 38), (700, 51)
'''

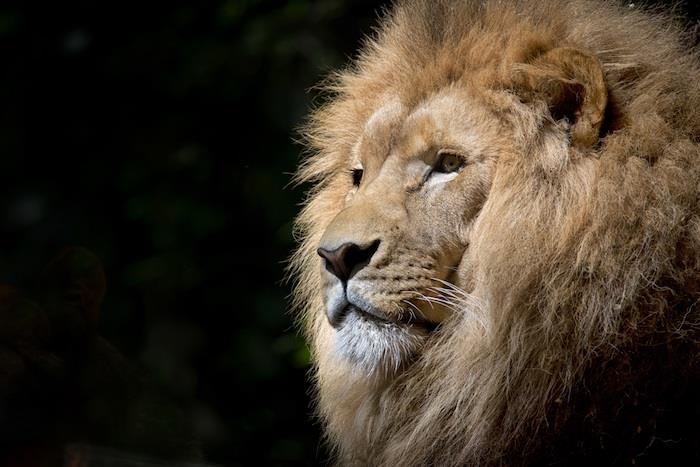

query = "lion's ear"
(512, 47), (607, 147)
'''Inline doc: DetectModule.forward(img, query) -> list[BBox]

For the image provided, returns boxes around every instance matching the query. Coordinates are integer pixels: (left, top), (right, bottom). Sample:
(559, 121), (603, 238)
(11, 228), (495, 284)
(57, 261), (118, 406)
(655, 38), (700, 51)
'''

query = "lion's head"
(291, 0), (700, 465)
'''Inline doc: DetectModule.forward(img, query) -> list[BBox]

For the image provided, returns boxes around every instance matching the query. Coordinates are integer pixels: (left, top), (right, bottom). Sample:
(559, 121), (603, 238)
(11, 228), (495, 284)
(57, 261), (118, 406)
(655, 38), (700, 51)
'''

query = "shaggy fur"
(290, 0), (700, 465)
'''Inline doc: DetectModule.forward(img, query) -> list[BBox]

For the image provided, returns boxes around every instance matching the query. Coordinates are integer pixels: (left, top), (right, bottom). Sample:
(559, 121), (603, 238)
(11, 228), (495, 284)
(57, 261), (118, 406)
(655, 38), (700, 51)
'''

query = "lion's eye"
(351, 168), (364, 187)
(435, 152), (465, 173)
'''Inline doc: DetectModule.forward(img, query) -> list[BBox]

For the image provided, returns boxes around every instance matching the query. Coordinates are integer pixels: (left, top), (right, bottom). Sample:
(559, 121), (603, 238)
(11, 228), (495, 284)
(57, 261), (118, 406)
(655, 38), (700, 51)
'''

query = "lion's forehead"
(364, 96), (406, 134)
(354, 89), (502, 171)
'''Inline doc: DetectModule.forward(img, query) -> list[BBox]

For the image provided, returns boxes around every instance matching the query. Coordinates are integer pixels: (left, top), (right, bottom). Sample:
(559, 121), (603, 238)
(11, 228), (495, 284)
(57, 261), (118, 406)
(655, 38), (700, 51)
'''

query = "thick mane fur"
(291, 0), (700, 465)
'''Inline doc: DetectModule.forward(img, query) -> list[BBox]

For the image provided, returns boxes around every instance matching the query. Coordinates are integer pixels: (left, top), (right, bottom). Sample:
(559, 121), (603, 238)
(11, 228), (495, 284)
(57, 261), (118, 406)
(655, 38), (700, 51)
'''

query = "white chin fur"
(334, 311), (427, 377)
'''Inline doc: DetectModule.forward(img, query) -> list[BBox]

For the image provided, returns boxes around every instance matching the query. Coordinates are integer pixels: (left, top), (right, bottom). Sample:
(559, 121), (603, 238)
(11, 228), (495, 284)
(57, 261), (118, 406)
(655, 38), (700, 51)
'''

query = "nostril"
(317, 239), (381, 282)
(346, 240), (380, 272)
(317, 247), (342, 279)
(316, 247), (338, 279)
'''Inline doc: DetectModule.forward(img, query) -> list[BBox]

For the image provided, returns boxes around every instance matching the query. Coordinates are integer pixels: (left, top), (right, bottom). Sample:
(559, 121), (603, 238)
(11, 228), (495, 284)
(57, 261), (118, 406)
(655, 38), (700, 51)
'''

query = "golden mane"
(290, 0), (700, 464)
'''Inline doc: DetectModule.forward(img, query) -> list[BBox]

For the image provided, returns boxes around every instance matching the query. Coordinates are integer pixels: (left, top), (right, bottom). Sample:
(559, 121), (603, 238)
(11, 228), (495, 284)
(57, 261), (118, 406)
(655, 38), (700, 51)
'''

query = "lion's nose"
(317, 240), (380, 283)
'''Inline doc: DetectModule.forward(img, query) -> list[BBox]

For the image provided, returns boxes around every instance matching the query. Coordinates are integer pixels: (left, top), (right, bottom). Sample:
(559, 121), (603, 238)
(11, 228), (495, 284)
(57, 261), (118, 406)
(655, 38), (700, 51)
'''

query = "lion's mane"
(291, 0), (700, 465)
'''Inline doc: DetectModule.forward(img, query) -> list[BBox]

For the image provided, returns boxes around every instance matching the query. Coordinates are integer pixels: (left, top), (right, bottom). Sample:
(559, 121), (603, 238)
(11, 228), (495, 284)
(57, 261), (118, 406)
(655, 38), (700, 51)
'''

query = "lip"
(341, 304), (438, 332)
(346, 304), (392, 325)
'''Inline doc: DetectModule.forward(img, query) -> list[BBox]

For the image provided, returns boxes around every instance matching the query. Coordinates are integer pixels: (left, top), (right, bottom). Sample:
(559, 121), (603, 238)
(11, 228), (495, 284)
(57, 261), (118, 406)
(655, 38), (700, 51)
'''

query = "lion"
(290, 0), (700, 465)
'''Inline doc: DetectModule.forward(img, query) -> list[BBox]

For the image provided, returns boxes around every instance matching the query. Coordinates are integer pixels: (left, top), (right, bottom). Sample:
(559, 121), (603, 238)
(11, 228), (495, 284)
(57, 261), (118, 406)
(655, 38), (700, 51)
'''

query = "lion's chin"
(333, 309), (429, 377)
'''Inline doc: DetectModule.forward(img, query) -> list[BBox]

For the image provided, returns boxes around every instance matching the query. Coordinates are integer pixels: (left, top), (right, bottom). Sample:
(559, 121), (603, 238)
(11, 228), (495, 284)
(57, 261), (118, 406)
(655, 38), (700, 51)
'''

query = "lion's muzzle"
(317, 240), (381, 327)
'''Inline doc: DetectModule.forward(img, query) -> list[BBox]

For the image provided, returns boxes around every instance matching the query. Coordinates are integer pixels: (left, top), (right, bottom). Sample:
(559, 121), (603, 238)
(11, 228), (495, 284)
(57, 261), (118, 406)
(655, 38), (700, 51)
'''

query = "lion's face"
(317, 88), (505, 374)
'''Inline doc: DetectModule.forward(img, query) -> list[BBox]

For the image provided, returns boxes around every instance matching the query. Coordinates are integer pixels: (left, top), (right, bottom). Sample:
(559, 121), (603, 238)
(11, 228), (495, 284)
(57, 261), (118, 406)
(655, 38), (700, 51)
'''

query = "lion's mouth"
(332, 302), (437, 375)
(343, 304), (438, 333)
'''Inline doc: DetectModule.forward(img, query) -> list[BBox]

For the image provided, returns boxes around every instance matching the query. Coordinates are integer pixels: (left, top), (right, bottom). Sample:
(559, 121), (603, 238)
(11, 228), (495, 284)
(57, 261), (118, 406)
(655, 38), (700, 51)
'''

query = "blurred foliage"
(2, 0), (382, 465)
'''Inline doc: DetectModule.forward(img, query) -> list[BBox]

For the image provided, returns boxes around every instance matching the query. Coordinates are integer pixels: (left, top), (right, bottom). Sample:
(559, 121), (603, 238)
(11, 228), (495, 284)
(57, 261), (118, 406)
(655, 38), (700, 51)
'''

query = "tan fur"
(290, 1), (700, 465)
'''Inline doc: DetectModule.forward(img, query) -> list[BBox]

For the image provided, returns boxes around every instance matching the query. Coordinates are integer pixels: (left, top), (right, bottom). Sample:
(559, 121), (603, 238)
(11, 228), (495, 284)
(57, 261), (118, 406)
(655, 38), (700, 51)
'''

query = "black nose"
(317, 240), (380, 282)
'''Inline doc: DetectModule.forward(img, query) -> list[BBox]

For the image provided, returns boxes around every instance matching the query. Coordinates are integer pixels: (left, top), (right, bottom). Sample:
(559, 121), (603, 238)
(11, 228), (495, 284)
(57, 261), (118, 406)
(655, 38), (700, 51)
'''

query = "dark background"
(2, 1), (698, 466)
